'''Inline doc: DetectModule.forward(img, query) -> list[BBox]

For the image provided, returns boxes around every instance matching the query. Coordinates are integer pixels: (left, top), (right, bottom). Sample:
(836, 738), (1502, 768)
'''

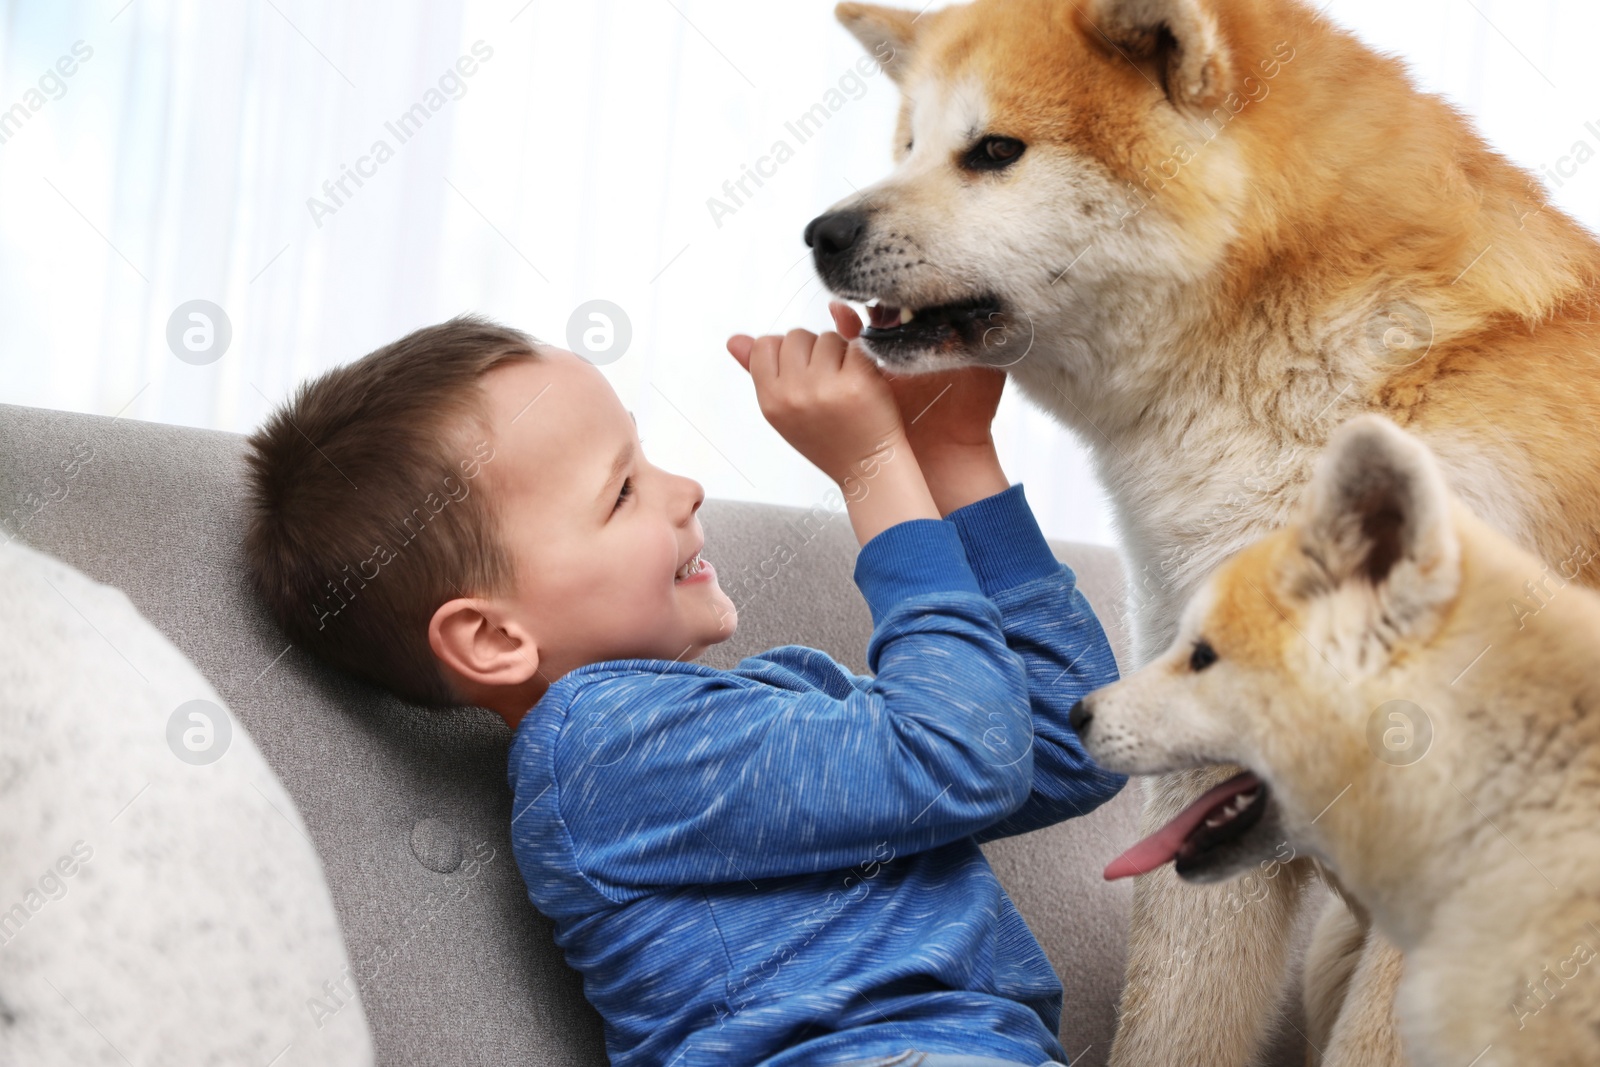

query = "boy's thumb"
(827, 300), (862, 341)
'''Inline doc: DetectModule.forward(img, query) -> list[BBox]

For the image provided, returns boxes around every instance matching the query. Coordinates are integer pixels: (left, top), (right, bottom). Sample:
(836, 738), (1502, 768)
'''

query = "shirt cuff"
(853, 518), (983, 625)
(945, 483), (1064, 595)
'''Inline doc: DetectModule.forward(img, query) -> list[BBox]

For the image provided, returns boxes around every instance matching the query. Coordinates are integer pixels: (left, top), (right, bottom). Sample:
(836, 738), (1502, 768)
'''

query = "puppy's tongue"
(1103, 771), (1262, 881)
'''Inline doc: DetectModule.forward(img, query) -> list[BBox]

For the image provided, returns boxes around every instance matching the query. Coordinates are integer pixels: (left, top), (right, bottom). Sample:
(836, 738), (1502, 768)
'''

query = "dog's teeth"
(900, 306), (916, 325)
(1209, 789), (1259, 824)
(1201, 788), (1260, 830)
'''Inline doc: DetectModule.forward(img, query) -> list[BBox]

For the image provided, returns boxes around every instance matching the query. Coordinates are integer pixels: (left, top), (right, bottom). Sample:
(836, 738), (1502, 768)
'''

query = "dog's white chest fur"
(1006, 298), (1536, 668)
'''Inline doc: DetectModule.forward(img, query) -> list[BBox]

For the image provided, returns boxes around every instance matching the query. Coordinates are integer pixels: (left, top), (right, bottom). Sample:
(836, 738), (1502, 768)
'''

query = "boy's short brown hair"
(243, 315), (539, 707)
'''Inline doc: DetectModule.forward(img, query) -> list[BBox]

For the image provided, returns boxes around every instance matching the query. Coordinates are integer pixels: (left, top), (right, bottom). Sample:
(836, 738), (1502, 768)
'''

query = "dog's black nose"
(1069, 698), (1093, 735)
(804, 210), (866, 259)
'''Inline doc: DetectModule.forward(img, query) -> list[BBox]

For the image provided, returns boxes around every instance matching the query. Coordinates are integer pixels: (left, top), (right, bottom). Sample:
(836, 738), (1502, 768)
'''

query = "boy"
(242, 302), (1125, 1067)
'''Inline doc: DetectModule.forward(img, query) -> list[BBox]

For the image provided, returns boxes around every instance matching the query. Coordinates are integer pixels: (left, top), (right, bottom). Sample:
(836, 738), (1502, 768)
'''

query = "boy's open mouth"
(674, 550), (707, 583)
(1103, 771), (1270, 881)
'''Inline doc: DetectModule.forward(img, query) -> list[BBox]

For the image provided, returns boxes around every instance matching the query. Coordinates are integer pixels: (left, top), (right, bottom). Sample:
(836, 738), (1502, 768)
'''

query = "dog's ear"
(1289, 415), (1461, 626)
(835, 3), (919, 84)
(1081, 0), (1233, 110)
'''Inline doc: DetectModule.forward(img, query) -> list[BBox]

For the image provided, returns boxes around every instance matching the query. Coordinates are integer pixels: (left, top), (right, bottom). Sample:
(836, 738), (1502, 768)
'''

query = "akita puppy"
(1071, 414), (1600, 1067)
(810, 0), (1600, 1062)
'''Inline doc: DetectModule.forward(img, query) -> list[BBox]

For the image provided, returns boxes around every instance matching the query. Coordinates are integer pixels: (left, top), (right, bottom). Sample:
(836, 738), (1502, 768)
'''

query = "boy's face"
(477, 349), (737, 681)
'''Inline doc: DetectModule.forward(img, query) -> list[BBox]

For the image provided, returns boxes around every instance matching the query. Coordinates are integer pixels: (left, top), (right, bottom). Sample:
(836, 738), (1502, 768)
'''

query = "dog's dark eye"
(963, 135), (1025, 171)
(1190, 640), (1218, 672)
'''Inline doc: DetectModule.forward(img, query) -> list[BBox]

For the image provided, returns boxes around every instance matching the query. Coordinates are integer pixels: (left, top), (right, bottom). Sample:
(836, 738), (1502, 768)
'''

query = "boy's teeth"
(676, 552), (704, 580)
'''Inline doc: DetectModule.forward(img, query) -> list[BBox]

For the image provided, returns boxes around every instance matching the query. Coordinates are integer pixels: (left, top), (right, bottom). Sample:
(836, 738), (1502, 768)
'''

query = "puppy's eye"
(1190, 639), (1218, 672)
(903, 139), (914, 153)
(963, 135), (1025, 171)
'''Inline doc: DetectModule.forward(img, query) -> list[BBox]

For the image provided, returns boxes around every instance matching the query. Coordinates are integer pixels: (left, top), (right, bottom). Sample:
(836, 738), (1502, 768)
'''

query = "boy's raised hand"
(725, 312), (906, 489)
(820, 301), (1006, 456)
(824, 302), (1011, 515)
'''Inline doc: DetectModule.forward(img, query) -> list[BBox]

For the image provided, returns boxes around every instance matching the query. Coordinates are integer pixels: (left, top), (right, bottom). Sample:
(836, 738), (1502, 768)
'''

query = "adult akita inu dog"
(1071, 414), (1600, 1067)
(807, 0), (1600, 1063)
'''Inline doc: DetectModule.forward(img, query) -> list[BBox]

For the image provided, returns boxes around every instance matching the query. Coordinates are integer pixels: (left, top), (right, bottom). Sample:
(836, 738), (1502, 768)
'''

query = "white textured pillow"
(0, 540), (374, 1066)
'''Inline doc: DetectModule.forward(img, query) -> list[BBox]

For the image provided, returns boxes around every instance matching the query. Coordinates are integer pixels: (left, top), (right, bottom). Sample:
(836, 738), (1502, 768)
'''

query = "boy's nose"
(679, 475), (704, 519)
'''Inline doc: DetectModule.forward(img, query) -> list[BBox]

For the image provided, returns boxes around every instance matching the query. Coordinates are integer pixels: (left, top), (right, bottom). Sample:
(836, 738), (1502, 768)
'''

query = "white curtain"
(1, 0), (1596, 547)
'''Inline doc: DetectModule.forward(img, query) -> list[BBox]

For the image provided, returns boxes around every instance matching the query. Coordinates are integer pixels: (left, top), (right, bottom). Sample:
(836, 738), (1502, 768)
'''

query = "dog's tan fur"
(1303, 897), (1407, 1067)
(1075, 416), (1600, 1066)
(819, 0), (1600, 1064)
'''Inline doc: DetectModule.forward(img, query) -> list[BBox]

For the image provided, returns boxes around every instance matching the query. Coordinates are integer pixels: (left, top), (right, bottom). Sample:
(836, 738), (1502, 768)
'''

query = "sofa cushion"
(0, 537), (374, 1066)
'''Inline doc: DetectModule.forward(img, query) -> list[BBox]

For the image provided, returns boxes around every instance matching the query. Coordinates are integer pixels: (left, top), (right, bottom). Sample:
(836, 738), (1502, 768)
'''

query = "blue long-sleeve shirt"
(507, 485), (1126, 1067)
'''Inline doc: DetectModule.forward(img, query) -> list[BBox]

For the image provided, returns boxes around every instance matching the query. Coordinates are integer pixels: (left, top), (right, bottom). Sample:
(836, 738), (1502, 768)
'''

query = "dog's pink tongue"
(1103, 771), (1262, 881)
(867, 302), (900, 329)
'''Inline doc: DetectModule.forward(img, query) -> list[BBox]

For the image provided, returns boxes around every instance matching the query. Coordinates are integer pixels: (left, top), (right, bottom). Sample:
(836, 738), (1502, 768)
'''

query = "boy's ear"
(428, 597), (541, 692)
(1287, 414), (1461, 629)
(836, 2), (921, 83)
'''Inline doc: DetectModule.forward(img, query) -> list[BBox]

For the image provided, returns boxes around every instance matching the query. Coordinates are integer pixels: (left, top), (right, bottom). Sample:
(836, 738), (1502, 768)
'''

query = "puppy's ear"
(1290, 415), (1461, 627)
(1080, 0), (1232, 110)
(836, 3), (919, 83)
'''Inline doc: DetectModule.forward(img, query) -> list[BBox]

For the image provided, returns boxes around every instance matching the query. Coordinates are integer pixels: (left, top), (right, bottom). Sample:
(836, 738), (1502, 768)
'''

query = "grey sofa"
(0, 400), (1311, 1066)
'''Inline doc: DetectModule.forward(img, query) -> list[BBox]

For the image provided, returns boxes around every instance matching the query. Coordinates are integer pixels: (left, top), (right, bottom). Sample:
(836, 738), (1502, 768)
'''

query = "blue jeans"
(832, 1054), (1071, 1067)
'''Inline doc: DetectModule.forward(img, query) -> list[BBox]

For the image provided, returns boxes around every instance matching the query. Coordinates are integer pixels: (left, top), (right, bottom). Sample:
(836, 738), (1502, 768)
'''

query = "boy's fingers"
(813, 331), (847, 371)
(749, 335), (781, 383)
(841, 336), (880, 375)
(726, 334), (754, 370)
(827, 301), (863, 341)
(780, 328), (816, 377)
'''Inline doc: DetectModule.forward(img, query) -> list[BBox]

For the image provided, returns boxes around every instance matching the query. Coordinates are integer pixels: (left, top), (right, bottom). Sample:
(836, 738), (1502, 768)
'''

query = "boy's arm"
(942, 483), (1129, 843)
(526, 517), (1037, 893)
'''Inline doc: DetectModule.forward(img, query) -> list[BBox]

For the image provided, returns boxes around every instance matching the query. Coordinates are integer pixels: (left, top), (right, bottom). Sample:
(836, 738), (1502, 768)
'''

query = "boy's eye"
(612, 477), (634, 512)
(1190, 639), (1218, 672)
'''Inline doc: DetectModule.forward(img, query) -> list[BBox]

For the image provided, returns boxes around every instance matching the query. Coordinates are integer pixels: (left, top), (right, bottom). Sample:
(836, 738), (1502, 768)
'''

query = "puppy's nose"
(804, 210), (866, 259)
(1069, 698), (1093, 736)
